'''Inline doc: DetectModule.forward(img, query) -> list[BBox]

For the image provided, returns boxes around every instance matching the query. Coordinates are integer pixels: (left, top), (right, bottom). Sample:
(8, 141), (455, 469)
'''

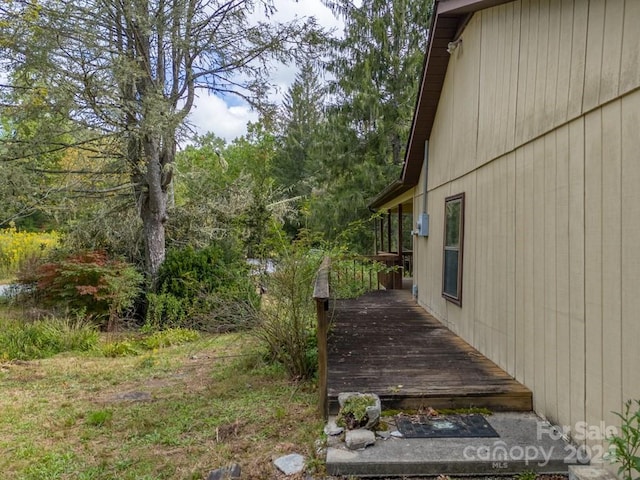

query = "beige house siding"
(413, 0), (640, 445)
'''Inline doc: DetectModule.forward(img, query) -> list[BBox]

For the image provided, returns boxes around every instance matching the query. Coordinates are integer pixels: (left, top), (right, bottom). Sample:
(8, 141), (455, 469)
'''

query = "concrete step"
(326, 412), (589, 477)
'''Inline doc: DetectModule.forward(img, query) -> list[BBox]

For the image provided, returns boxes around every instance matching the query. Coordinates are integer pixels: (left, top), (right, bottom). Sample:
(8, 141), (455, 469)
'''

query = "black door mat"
(395, 414), (499, 438)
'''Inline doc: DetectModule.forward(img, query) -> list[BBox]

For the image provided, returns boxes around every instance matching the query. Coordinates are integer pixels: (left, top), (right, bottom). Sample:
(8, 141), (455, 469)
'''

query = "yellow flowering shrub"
(0, 223), (60, 279)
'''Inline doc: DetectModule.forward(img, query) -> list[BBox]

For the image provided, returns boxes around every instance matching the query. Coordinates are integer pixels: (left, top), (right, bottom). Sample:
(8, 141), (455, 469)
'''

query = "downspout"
(423, 140), (429, 215)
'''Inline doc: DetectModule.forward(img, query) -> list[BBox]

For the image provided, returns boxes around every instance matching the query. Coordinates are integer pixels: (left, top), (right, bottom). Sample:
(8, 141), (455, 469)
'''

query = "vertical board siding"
(620, 90), (640, 403)
(544, 131), (558, 422)
(600, 101), (623, 432)
(600, 0), (624, 104)
(582, 1), (605, 112)
(416, 0), (640, 433)
(555, 124), (571, 426)
(620, 0), (640, 94)
(583, 110), (603, 433)
(568, 117), (586, 436)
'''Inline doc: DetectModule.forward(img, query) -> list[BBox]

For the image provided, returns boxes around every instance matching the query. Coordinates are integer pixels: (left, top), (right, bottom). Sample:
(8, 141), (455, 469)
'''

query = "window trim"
(442, 192), (465, 306)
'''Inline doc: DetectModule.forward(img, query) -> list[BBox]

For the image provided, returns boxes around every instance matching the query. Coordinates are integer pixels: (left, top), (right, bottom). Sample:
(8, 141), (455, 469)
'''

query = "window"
(442, 192), (464, 305)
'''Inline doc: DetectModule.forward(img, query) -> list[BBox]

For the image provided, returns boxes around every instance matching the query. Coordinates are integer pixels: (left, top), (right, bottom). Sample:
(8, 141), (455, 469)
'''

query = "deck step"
(329, 391), (533, 415)
(326, 412), (585, 477)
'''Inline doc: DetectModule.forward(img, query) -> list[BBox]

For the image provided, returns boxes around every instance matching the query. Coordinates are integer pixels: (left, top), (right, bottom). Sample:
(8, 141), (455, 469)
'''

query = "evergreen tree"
(306, 0), (432, 250)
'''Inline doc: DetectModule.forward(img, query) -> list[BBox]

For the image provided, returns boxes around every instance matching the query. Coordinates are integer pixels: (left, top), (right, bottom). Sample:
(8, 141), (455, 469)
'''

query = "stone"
(206, 463), (241, 480)
(376, 430), (391, 440)
(345, 429), (376, 450)
(324, 420), (344, 436)
(390, 430), (403, 438)
(337, 392), (381, 430)
(569, 466), (618, 480)
(273, 453), (305, 475)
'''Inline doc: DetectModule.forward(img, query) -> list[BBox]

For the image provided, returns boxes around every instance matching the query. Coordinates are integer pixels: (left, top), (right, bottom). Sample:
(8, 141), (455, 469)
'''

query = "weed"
(515, 470), (538, 480)
(0, 316), (99, 360)
(606, 399), (640, 480)
(143, 328), (200, 349)
(86, 409), (113, 427)
(337, 394), (377, 429)
(101, 340), (139, 357)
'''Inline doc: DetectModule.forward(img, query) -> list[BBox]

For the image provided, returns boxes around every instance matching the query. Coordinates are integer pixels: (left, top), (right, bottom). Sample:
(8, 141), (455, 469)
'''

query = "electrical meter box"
(416, 213), (429, 237)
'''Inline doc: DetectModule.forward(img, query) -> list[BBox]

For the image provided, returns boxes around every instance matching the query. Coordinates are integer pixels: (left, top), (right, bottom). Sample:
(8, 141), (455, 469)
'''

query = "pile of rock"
(325, 392), (383, 451)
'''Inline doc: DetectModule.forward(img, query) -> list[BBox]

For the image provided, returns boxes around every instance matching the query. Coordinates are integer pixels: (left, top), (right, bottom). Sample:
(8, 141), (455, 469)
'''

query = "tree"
(303, 0), (431, 251)
(323, 0), (432, 166)
(0, 0), (319, 285)
(271, 60), (326, 236)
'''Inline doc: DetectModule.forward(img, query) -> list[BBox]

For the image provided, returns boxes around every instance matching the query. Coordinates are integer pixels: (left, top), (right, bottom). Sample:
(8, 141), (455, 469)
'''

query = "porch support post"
(379, 215), (385, 252)
(398, 203), (403, 260)
(387, 209), (392, 254)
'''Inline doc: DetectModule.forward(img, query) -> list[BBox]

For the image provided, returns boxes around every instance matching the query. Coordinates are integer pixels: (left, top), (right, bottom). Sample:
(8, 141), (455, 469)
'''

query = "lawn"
(0, 331), (324, 479)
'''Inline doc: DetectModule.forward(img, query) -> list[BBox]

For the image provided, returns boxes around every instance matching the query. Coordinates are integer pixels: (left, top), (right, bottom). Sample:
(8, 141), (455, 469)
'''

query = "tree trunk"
(140, 135), (168, 288)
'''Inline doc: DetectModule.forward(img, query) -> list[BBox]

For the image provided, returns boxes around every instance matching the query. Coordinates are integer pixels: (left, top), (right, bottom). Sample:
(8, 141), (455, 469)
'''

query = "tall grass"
(0, 316), (99, 361)
(0, 224), (60, 280)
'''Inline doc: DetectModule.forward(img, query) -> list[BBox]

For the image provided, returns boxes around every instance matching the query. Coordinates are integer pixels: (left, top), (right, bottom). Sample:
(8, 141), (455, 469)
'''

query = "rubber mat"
(395, 414), (499, 438)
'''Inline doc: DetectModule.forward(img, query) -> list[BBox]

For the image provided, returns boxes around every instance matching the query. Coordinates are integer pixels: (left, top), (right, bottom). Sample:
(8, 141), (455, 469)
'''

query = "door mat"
(395, 414), (499, 438)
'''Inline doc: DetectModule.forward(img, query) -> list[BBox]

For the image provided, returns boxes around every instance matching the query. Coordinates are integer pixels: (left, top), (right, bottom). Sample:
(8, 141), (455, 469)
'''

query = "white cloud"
(187, 93), (260, 143)
(187, 0), (342, 141)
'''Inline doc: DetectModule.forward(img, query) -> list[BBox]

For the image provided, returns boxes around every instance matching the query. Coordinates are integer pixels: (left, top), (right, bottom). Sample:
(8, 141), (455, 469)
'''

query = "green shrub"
(17, 251), (143, 330)
(0, 317), (99, 361)
(253, 244), (322, 380)
(149, 243), (259, 331)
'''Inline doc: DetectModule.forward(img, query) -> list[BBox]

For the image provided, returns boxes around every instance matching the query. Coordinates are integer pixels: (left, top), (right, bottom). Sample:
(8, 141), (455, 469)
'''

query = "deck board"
(327, 289), (532, 413)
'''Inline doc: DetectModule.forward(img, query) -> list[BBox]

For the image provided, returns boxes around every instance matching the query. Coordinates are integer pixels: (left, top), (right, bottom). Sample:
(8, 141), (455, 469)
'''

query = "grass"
(0, 330), (324, 479)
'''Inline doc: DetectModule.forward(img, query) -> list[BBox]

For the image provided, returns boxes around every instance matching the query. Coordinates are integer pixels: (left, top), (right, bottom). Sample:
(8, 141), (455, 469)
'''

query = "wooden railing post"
(313, 257), (331, 420)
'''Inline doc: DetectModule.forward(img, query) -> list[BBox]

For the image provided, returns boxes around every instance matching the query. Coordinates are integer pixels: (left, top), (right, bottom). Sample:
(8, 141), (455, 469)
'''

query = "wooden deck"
(327, 289), (532, 413)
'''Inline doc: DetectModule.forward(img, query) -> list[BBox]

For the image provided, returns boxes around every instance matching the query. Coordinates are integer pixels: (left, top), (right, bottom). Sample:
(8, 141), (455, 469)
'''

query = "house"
(371, 0), (640, 451)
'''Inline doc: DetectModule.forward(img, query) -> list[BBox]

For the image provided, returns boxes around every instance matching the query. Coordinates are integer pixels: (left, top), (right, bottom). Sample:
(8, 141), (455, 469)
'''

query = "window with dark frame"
(442, 192), (464, 305)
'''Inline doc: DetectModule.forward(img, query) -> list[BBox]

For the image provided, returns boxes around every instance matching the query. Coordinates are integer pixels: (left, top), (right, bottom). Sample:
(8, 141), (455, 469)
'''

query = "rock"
(206, 463), (241, 480)
(324, 420), (344, 436)
(345, 429), (376, 450)
(390, 430), (404, 438)
(273, 453), (305, 475)
(337, 392), (381, 430)
(376, 430), (391, 440)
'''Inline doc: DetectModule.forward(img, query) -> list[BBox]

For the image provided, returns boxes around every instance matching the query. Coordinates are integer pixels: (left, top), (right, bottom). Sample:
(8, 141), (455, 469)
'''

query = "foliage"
(0, 316), (99, 361)
(271, 61), (326, 237)
(330, 254), (389, 299)
(253, 238), (323, 380)
(0, 0), (322, 283)
(17, 251), (143, 330)
(148, 244), (259, 331)
(336, 394), (377, 430)
(607, 399), (640, 480)
(292, 0), (432, 251)
(514, 470), (538, 480)
(0, 224), (60, 279)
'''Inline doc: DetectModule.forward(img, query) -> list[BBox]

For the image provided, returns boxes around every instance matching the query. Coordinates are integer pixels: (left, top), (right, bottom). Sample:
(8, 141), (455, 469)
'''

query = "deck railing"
(313, 257), (331, 419)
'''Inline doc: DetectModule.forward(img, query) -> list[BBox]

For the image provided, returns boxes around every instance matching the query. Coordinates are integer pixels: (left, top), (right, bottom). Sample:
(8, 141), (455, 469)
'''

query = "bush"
(17, 251), (143, 330)
(253, 244), (323, 380)
(0, 316), (99, 361)
(0, 224), (60, 279)
(148, 243), (259, 331)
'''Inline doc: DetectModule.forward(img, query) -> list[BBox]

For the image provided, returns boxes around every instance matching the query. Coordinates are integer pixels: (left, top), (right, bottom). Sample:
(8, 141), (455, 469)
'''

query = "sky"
(186, 0), (343, 143)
